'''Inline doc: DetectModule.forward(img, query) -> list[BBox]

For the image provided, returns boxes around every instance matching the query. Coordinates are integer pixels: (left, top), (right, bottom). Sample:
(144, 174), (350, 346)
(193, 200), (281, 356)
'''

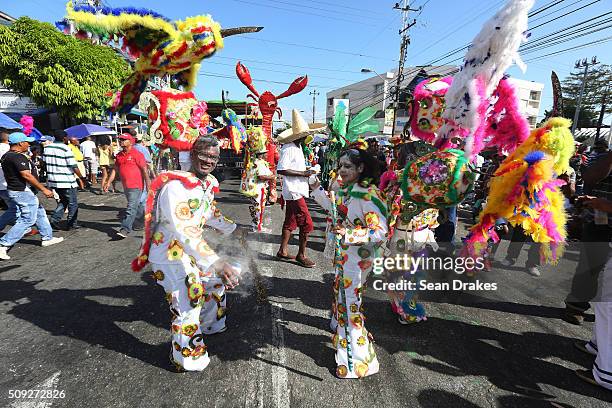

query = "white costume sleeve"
(311, 185), (333, 213)
(204, 204), (237, 235)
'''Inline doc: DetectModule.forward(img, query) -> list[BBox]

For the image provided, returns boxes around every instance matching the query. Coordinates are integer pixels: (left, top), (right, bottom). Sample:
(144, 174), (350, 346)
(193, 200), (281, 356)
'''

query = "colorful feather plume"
(464, 117), (575, 265)
(435, 0), (534, 159)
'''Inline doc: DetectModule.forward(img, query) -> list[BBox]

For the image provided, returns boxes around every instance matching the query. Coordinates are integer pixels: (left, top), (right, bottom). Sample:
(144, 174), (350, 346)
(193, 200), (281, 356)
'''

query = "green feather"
(346, 106), (380, 142)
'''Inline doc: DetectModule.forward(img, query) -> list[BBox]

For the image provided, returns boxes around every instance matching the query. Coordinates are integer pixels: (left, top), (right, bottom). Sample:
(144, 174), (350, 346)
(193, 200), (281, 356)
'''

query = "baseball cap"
(9, 132), (35, 144)
(118, 133), (135, 143)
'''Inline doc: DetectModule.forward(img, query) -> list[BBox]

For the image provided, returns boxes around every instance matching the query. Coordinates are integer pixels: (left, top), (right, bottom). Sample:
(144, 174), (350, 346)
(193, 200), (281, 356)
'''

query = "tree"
(561, 64), (611, 128)
(0, 17), (130, 121)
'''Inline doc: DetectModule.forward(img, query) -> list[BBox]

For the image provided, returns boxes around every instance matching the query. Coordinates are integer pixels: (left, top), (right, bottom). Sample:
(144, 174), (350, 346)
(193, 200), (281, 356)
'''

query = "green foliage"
(560, 64), (611, 127)
(0, 17), (131, 120)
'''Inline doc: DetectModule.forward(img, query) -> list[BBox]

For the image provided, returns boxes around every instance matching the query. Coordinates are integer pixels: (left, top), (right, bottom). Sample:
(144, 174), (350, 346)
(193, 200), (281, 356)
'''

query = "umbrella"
(65, 123), (116, 139)
(0, 112), (24, 130)
(312, 134), (329, 143)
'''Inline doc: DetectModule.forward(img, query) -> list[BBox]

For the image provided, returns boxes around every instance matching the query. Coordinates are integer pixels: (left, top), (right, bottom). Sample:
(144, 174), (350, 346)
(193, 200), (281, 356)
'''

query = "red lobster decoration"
(236, 61), (308, 203)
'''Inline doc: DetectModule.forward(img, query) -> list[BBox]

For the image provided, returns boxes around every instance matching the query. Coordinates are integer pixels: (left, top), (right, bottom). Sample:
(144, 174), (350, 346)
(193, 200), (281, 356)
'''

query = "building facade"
(326, 67), (544, 138)
(507, 77), (544, 129)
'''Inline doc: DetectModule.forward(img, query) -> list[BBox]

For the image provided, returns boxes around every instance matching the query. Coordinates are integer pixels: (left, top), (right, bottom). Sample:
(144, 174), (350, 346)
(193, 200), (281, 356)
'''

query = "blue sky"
(3, 0), (611, 124)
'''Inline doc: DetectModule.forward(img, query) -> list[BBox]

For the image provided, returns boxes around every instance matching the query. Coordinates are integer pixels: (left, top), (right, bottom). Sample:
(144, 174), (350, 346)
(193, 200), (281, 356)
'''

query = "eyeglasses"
(196, 153), (220, 162)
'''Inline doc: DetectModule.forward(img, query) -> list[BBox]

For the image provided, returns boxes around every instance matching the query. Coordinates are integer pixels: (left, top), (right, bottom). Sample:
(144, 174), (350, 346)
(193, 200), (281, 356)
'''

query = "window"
(527, 116), (537, 127)
(328, 98), (333, 106)
(529, 90), (541, 100)
(342, 93), (349, 99)
(528, 100), (539, 109)
(374, 110), (384, 119)
(374, 83), (384, 94)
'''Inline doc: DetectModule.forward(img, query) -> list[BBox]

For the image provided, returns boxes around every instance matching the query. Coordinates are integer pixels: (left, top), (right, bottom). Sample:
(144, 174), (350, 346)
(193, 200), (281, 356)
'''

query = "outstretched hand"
(215, 261), (241, 290)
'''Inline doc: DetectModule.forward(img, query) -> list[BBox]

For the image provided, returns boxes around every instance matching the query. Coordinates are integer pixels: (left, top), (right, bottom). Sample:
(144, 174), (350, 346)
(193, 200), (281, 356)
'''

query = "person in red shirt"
(104, 134), (151, 238)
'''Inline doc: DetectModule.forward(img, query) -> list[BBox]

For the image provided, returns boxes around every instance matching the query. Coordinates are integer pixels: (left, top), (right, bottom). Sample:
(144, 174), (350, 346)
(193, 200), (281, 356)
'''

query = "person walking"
(275, 110), (325, 268)
(43, 130), (83, 231)
(68, 137), (87, 189)
(80, 136), (98, 186)
(0, 132), (63, 259)
(97, 136), (114, 194)
(104, 133), (150, 238)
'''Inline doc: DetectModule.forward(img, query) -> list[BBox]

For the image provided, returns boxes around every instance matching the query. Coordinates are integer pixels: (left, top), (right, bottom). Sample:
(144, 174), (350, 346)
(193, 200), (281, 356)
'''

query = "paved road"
(0, 177), (610, 407)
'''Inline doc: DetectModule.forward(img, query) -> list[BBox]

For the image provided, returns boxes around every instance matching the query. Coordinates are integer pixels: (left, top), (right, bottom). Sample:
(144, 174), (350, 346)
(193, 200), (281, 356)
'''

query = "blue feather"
(524, 150), (545, 165)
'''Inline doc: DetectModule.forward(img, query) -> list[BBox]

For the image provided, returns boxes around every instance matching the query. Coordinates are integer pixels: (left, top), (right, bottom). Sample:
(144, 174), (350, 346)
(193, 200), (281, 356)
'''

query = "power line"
(213, 55), (365, 74)
(524, 35), (612, 61)
(247, 0), (388, 21)
(282, 0), (385, 14)
(233, 36), (397, 62)
(227, 0), (382, 27)
(529, 0), (588, 23)
(529, 0), (602, 31)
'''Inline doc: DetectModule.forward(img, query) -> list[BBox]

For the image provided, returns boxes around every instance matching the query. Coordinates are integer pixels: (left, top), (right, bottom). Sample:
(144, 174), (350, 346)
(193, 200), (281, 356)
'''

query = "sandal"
(296, 257), (316, 268)
(276, 252), (296, 261)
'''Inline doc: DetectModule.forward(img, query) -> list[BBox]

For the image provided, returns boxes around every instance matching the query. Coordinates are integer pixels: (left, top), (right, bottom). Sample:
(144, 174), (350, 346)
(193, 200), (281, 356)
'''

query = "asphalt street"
(0, 176), (610, 408)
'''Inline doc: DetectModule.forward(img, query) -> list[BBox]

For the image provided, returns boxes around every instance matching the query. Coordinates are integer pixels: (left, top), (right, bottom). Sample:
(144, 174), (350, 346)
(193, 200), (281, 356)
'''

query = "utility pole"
(390, 1), (417, 138)
(596, 84), (609, 138)
(310, 90), (319, 124)
(571, 56), (598, 135)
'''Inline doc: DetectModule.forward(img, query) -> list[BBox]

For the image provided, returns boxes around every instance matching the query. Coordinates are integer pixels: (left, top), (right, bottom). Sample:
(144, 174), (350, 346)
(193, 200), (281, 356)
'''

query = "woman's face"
(338, 155), (363, 186)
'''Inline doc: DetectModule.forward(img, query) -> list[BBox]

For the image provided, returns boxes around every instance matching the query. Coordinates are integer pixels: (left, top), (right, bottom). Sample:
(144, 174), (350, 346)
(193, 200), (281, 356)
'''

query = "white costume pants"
(591, 255), (612, 390)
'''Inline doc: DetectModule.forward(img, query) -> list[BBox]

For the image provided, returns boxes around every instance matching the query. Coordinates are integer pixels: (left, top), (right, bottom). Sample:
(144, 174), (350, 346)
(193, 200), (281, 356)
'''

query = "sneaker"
(41, 237), (64, 247)
(527, 266), (541, 277)
(500, 258), (515, 267)
(116, 229), (129, 238)
(0, 246), (10, 260)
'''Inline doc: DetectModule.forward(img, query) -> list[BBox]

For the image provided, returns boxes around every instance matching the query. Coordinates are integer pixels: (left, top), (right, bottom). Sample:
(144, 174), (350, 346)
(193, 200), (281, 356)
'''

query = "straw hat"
(277, 109), (327, 144)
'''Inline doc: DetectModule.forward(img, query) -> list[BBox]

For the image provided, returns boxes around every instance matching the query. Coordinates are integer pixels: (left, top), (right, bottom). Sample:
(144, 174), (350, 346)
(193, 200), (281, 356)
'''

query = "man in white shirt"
(275, 110), (326, 268)
(79, 136), (98, 185)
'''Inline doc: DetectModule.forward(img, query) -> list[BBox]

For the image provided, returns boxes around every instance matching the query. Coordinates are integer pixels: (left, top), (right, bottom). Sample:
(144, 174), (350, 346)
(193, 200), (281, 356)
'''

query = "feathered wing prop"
(551, 71), (564, 117)
(464, 117), (575, 265)
(58, 1), (261, 113)
(346, 106), (379, 142)
(435, 0), (534, 159)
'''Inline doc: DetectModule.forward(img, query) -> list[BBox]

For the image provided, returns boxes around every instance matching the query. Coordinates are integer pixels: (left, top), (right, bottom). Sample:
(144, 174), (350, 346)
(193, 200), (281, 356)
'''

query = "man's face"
(14, 141), (29, 152)
(191, 145), (220, 177)
(119, 138), (132, 150)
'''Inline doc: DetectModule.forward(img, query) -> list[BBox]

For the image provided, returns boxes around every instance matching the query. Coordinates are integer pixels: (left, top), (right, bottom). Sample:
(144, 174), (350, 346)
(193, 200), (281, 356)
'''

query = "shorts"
(282, 197), (313, 233)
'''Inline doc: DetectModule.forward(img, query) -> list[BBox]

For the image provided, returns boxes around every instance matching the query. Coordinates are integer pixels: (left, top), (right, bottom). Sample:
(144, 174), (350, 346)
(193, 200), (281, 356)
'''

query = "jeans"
(122, 188), (145, 232)
(51, 188), (78, 228)
(0, 189), (53, 247)
(0, 190), (18, 230)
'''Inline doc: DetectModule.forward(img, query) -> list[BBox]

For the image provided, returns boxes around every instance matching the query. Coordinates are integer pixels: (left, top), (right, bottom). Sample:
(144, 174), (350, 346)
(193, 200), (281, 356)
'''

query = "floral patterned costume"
(312, 182), (388, 379)
(247, 159), (273, 232)
(385, 172), (439, 322)
(138, 171), (235, 371)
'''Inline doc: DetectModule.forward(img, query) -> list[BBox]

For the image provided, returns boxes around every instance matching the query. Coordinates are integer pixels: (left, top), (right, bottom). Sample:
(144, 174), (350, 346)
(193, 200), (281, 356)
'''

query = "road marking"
(271, 301), (290, 408)
(10, 371), (61, 408)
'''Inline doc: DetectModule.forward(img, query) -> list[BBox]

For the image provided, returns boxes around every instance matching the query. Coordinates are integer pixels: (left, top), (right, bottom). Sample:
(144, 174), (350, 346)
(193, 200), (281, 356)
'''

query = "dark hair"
(338, 148), (381, 185)
(191, 135), (219, 154)
(128, 128), (138, 137)
(54, 129), (67, 138)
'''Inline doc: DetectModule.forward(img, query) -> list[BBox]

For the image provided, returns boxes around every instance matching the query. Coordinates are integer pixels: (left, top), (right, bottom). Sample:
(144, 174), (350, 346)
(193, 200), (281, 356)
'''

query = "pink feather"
(19, 115), (34, 136)
(487, 79), (530, 154)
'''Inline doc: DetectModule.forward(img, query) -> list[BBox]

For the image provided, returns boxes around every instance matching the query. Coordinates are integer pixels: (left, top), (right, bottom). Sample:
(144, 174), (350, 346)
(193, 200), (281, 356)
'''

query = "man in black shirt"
(0, 132), (64, 260)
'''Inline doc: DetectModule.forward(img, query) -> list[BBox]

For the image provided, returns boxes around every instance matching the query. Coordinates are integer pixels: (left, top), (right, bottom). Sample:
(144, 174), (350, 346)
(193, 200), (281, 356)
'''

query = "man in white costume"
(133, 135), (239, 372)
